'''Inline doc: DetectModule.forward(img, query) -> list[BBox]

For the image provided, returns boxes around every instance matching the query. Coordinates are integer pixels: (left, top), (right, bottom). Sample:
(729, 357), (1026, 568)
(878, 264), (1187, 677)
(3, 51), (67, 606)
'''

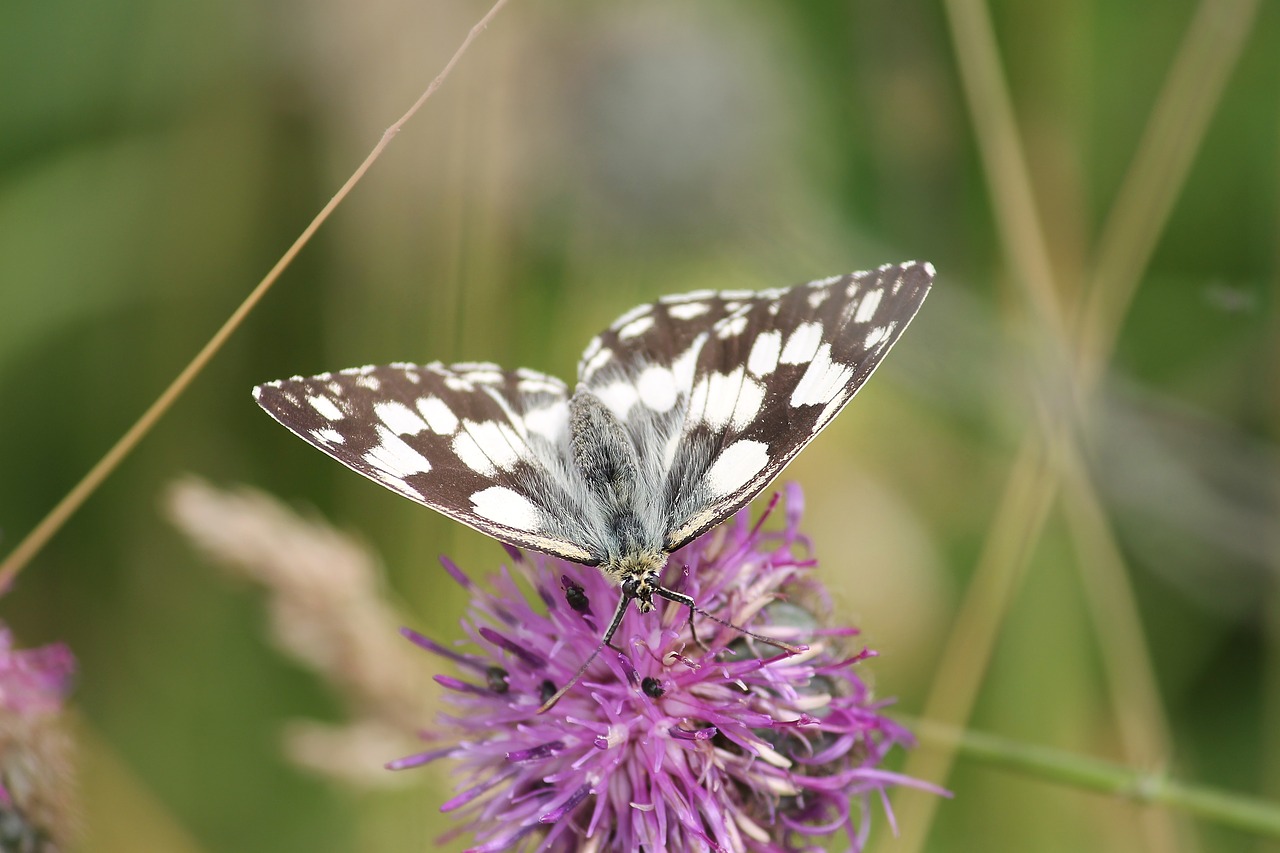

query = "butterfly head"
(611, 549), (667, 614)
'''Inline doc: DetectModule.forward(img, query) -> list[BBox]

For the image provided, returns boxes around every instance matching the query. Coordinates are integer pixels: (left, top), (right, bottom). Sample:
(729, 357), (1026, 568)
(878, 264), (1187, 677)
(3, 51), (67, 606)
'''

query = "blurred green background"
(2, 0), (1278, 850)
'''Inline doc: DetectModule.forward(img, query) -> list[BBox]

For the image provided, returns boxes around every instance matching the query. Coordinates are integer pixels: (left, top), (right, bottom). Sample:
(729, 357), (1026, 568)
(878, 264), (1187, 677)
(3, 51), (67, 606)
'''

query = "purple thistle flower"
(393, 485), (935, 852)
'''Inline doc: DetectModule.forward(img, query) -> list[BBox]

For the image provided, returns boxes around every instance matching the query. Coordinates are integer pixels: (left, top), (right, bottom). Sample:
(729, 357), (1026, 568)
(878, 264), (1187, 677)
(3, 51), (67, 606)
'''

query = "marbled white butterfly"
(255, 261), (932, 704)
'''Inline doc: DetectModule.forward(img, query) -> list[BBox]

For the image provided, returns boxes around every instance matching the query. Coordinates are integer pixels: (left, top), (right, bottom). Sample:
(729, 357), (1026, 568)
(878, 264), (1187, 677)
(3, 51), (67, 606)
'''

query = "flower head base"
(395, 485), (924, 852)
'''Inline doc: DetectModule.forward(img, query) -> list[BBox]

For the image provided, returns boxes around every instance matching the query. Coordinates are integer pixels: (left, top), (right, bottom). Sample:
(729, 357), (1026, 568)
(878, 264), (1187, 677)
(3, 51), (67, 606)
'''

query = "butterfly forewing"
(253, 362), (600, 563)
(662, 262), (933, 549)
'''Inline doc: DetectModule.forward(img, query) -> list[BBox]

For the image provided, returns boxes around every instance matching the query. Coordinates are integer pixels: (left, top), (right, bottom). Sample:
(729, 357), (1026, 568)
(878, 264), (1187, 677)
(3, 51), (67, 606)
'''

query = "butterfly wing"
(253, 362), (602, 564)
(256, 263), (931, 563)
(662, 261), (934, 550)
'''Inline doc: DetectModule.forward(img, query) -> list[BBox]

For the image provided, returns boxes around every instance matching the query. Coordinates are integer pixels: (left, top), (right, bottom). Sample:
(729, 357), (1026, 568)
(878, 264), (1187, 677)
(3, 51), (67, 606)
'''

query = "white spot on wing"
(311, 428), (344, 445)
(596, 381), (639, 419)
(671, 338), (703, 391)
(517, 377), (563, 395)
(704, 440), (769, 496)
(364, 426), (431, 476)
(747, 330), (782, 376)
(853, 287), (884, 323)
(307, 395), (345, 421)
(471, 486), (541, 532)
(371, 470), (419, 497)
(637, 365), (678, 413)
(780, 322), (823, 365)
(617, 315), (656, 341)
(716, 314), (748, 339)
(730, 377), (766, 431)
(453, 432), (495, 476)
(462, 369), (504, 385)
(863, 324), (892, 348)
(416, 396), (458, 434)
(667, 301), (710, 321)
(375, 401), (428, 435)
(523, 403), (569, 442)
(583, 346), (613, 378)
(464, 421), (523, 471)
(691, 366), (746, 429)
(791, 344), (854, 407)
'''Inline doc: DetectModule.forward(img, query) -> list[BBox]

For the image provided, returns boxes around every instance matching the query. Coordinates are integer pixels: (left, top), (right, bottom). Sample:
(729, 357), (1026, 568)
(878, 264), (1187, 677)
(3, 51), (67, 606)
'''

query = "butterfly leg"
(655, 585), (807, 657)
(654, 586), (710, 651)
(539, 592), (635, 713)
(599, 592), (633, 655)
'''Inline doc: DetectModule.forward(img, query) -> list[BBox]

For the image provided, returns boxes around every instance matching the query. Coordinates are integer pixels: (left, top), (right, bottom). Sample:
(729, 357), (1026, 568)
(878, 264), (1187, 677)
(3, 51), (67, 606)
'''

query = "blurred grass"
(1, 1), (1278, 851)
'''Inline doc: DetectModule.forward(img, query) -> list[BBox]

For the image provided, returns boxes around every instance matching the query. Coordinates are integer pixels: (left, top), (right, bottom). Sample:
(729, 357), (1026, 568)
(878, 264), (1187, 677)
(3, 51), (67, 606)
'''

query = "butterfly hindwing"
(253, 362), (600, 563)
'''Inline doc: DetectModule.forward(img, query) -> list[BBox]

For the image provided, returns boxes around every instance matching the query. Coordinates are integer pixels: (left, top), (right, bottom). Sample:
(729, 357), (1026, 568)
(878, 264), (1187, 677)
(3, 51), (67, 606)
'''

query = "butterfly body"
(255, 262), (933, 648)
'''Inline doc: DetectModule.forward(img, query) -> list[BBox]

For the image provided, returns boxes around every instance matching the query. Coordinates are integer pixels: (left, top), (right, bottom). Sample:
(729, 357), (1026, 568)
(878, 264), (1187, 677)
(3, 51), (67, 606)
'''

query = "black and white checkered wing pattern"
(660, 261), (934, 549)
(253, 362), (600, 564)
(256, 261), (931, 570)
(578, 288), (764, 386)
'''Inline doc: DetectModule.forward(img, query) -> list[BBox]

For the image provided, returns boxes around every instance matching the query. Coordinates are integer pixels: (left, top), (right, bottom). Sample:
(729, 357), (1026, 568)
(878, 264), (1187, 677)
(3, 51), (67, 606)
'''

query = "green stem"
(902, 717), (1280, 839)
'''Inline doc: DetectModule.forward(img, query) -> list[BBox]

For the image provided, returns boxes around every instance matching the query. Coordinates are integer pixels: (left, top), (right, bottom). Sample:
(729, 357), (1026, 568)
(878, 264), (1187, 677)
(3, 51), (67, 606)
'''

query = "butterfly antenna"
(654, 586), (805, 655)
(537, 590), (632, 714)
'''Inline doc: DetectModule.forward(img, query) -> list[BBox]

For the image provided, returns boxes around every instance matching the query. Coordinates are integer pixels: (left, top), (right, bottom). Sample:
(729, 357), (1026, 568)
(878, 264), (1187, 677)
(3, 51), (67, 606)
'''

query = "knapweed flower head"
(394, 485), (927, 852)
(0, 626), (77, 851)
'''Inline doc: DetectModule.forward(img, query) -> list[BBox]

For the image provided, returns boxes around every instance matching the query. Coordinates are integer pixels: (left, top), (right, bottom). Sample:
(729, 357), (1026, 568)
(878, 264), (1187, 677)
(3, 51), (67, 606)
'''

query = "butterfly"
(254, 261), (932, 703)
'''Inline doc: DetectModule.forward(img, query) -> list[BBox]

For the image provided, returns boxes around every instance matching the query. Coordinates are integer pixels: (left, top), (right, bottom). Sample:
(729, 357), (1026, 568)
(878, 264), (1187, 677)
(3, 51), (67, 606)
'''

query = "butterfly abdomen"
(568, 389), (668, 572)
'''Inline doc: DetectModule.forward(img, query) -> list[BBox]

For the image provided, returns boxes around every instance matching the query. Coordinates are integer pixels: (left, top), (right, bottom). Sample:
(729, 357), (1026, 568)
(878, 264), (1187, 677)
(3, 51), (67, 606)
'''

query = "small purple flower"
(0, 627), (77, 851)
(393, 485), (931, 852)
(0, 630), (74, 717)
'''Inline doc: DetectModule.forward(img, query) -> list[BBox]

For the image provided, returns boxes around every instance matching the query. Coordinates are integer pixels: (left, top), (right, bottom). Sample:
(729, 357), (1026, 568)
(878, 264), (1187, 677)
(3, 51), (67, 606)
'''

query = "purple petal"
(433, 674), (496, 696)
(439, 555), (473, 589)
(505, 740), (565, 762)
(386, 745), (456, 770)
(669, 726), (717, 742)
(478, 627), (546, 670)
(538, 783), (592, 823)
